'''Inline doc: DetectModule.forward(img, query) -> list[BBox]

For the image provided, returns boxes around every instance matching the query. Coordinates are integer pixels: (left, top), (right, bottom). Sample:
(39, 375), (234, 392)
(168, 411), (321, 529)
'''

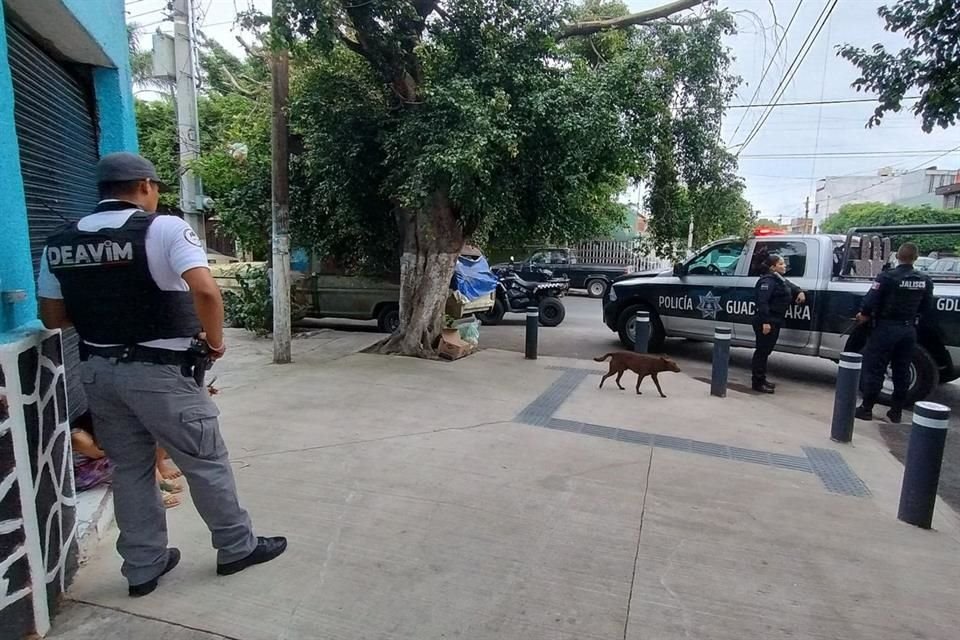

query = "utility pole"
(173, 0), (205, 248)
(271, 7), (292, 364)
(804, 195), (810, 233)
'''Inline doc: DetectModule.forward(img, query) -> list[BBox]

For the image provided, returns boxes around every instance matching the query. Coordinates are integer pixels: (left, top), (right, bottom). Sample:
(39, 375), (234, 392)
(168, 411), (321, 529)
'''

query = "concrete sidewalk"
(52, 335), (960, 639)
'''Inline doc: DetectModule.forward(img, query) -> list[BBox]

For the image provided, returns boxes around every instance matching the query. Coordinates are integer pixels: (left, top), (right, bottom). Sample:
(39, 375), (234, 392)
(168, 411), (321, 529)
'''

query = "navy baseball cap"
(96, 152), (169, 191)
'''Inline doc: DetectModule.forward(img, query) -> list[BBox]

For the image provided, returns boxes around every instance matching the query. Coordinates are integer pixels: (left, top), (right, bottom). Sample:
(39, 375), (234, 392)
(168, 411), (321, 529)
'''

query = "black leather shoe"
(752, 383), (775, 394)
(886, 408), (903, 424)
(855, 405), (874, 421)
(217, 536), (287, 576)
(765, 381), (777, 389)
(129, 548), (180, 598)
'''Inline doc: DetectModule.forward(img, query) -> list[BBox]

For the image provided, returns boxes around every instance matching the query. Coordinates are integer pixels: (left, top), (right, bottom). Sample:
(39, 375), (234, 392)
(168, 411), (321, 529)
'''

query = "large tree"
(266, 0), (737, 356)
(839, 0), (960, 132)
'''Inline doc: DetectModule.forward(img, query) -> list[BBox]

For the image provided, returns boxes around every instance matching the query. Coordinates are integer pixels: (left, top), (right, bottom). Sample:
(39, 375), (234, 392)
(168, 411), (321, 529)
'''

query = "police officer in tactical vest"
(38, 153), (286, 597)
(854, 242), (934, 424)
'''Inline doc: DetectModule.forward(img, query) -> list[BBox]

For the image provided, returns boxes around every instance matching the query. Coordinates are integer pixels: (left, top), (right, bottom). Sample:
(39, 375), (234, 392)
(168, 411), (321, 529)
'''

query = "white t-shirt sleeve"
(155, 216), (209, 276)
(37, 248), (63, 299)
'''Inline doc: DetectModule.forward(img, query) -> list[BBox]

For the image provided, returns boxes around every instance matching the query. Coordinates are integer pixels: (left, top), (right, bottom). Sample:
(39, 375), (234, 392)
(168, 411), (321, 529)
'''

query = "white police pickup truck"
(602, 225), (960, 403)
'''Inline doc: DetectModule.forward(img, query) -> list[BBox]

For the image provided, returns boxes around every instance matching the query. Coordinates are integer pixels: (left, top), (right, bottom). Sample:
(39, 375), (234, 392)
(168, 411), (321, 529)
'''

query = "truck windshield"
(686, 242), (745, 276)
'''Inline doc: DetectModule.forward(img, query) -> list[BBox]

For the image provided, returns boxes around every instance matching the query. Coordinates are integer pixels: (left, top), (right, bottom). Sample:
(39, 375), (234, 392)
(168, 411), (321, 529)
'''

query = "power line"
(734, 0), (840, 156)
(742, 150), (960, 159)
(127, 8), (165, 20)
(810, 144), (960, 209)
(728, 96), (921, 109)
(728, 0), (804, 143)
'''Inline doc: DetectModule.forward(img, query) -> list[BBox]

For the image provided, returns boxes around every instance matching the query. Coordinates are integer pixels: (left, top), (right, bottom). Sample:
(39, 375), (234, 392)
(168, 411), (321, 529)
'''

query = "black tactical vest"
(877, 265), (932, 322)
(46, 204), (202, 345)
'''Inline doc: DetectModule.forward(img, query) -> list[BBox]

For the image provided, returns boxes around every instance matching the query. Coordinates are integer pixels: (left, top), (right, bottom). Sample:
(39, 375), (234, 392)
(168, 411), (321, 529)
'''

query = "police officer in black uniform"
(38, 153), (286, 597)
(855, 242), (934, 423)
(752, 254), (806, 393)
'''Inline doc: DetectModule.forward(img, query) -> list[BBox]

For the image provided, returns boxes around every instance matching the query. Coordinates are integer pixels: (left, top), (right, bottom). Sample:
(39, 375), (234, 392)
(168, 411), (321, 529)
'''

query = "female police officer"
(752, 254), (806, 393)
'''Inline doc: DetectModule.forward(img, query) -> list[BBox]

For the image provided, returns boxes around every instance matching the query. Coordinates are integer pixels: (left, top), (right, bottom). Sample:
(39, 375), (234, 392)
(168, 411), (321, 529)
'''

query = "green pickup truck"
(213, 265), (492, 333)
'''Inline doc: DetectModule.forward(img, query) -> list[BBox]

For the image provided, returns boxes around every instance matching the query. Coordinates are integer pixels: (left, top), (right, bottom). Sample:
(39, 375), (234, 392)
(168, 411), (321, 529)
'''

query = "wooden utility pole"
(271, 38), (291, 363)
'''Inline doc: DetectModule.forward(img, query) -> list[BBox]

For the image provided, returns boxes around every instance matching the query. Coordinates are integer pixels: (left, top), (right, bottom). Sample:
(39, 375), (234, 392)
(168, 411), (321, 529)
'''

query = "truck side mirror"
(672, 263), (686, 277)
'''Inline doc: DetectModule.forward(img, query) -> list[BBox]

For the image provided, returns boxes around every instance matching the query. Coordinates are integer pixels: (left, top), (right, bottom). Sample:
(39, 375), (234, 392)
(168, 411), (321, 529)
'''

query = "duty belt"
(82, 344), (191, 365)
(875, 318), (915, 327)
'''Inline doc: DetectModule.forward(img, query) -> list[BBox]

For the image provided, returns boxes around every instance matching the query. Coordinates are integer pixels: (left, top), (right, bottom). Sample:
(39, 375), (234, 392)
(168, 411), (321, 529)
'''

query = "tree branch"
(559, 0), (706, 38)
(414, 0), (439, 20)
(220, 65), (258, 97)
(234, 36), (265, 59)
(338, 32), (366, 57)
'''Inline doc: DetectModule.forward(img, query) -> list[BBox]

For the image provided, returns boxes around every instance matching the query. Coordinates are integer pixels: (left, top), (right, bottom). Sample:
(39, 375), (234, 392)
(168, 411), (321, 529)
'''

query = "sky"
(126, 0), (960, 224)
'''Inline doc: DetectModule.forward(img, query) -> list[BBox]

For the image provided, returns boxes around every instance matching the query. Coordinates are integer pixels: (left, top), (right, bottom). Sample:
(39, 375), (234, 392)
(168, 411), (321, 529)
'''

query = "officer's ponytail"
(762, 254), (783, 274)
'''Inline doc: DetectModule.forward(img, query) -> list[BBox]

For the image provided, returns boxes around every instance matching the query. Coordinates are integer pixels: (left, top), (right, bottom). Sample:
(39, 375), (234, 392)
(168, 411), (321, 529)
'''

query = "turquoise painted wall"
(62, 0), (138, 153)
(0, 2), (36, 332)
(0, 0), (137, 333)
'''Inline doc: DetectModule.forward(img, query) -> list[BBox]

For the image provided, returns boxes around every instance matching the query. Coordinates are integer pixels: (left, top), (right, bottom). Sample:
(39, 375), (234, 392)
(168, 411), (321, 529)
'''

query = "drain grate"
(802, 447), (872, 497)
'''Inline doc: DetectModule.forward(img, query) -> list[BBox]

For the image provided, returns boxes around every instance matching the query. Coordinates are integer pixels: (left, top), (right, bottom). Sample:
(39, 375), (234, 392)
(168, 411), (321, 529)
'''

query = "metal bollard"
(634, 311), (650, 353)
(525, 306), (539, 360)
(710, 327), (731, 397)
(830, 352), (862, 443)
(898, 402), (951, 529)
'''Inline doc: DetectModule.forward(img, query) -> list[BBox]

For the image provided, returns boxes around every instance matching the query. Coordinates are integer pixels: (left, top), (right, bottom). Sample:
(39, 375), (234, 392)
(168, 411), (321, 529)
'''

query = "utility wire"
(819, 144), (960, 204)
(127, 8), (165, 19)
(728, 96), (921, 109)
(728, 0), (804, 143)
(741, 150), (960, 159)
(734, 0), (839, 156)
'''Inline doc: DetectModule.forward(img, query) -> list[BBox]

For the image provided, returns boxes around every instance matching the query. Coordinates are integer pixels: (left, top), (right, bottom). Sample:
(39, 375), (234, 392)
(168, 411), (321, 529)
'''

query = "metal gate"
(7, 20), (100, 419)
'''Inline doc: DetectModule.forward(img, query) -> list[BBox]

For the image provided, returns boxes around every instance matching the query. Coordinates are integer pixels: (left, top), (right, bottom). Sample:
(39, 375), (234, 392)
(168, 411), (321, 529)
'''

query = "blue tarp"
(451, 255), (498, 300)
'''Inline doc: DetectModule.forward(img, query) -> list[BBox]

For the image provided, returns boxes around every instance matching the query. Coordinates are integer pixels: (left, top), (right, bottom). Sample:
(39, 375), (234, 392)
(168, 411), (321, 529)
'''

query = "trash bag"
(451, 255), (498, 300)
(459, 317), (481, 345)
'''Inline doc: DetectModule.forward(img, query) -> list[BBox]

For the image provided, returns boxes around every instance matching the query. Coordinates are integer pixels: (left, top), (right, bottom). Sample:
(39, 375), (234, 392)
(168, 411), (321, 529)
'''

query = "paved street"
(303, 294), (960, 512)
(53, 334), (960, 639)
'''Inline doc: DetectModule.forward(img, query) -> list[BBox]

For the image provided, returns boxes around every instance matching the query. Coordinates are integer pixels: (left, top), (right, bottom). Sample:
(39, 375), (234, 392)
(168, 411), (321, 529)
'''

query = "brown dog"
(594, 352), (682, 397)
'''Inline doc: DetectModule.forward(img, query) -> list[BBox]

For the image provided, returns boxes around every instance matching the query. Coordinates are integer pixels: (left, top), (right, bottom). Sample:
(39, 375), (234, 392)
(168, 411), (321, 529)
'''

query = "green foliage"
(839, 0), (960, 132)
(222, 265), (307, 335)
(755, 218), (785, 230)
(270, 0), (743, 265)
(134, 99), (180, 209)
(134, 0), (746, 284)
(222, 265), (273, 335)
(820, 202), (960, 254)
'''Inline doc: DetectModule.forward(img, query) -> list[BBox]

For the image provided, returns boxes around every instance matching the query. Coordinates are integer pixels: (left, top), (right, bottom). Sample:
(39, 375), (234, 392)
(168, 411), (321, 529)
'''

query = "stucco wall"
(0, 0), (137, 334)
(62, 0), (138, 154)
(0, 2), (36, 334)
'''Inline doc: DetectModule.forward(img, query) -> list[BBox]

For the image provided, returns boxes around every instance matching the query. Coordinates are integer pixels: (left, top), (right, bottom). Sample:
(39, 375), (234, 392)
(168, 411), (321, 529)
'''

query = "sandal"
(159, 479), (183, 494)
(162, 491), (181, 509)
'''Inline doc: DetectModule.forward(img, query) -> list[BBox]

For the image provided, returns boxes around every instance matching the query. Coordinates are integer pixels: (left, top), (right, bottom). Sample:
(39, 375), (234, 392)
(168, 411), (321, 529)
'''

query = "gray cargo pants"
(82, 356), (257, 586)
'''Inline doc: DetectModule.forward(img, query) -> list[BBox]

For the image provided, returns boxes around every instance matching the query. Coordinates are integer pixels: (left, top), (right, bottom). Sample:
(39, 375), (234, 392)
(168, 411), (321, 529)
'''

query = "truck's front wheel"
(878, 344), (939, 406)
(617, 305), (665, 352)
(586, 279), (607, 298)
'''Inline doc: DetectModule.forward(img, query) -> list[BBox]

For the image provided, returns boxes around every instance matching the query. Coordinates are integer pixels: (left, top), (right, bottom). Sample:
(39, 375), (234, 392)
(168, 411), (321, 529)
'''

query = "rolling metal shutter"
(7, 21), (100, 420)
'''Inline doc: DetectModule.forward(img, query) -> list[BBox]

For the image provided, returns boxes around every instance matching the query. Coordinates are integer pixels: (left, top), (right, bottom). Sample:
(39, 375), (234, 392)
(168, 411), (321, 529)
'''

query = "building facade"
(0, 1), (135, 637)
(814, 167), (960, 224)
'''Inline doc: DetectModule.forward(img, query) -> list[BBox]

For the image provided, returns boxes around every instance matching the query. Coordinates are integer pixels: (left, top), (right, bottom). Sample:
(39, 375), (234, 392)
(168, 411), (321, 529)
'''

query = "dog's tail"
(593, 353), (614, 362)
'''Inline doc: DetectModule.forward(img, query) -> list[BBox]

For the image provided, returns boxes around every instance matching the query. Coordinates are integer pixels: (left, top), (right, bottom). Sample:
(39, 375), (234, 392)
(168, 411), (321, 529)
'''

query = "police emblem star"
(697, 292), (723, 319)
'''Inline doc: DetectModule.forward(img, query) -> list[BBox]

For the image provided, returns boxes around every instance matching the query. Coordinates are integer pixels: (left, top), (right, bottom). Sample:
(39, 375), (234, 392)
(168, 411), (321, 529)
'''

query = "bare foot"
(157, 460), (182, 481)
(156, 449), (183, 481)
(162, 491), (181, 509)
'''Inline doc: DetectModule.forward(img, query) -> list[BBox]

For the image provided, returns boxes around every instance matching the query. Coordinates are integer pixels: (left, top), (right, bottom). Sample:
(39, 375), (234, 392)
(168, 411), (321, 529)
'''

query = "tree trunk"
(376, 190), (463, 357)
